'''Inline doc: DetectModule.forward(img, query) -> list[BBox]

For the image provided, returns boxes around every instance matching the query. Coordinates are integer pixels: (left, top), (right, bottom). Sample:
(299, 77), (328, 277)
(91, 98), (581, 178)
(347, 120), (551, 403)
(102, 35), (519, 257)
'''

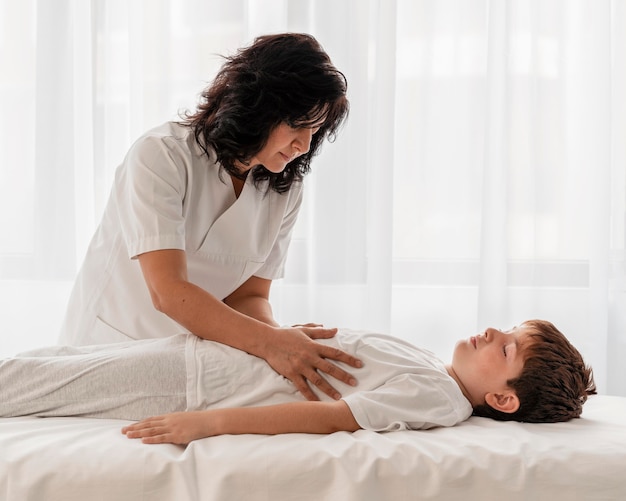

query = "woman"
(59, 33), (360, 401)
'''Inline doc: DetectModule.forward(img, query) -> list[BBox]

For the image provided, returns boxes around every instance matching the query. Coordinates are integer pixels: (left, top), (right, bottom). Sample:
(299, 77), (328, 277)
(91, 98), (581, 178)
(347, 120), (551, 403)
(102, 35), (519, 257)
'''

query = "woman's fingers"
(291, 375), (320, 402)
(315, 351), (360, 386)
(291, 344), (362, 400)
(269, 328), (363, 400)
(318, 344), (363, 370)
(301, 326), (337, 340)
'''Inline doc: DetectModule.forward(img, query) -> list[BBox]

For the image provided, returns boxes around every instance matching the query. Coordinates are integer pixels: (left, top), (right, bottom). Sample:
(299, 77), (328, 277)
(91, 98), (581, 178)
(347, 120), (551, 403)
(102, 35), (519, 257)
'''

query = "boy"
(0, 319), (595, 445)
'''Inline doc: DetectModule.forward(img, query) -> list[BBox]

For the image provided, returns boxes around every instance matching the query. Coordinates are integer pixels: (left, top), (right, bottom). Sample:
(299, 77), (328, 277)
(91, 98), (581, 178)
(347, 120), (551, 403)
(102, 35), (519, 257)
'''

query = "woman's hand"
(122, 411), (212, 445)
(262, 325), (362, 401)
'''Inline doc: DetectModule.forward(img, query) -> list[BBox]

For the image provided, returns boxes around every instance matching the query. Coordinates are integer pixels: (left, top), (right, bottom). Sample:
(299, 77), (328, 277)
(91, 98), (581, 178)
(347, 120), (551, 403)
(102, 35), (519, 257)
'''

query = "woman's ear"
(484, 390), (520, 414)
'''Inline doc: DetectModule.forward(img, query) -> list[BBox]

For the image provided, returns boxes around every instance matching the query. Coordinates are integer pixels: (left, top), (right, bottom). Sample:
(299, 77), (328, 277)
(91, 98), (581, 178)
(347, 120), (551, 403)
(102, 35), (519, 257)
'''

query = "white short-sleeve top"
(59, 122), (303, 346)
(185, 328), (473, 431)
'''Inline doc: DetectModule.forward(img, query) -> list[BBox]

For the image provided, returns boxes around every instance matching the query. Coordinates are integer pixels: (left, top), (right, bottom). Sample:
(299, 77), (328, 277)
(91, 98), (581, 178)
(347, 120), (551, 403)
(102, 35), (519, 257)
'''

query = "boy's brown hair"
(473, 319), (596, 423)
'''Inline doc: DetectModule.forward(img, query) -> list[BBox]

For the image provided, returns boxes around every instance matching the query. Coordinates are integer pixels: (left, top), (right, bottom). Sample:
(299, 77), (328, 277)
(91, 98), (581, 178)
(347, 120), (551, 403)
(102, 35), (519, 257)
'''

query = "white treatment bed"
(1, 394), (625, 500)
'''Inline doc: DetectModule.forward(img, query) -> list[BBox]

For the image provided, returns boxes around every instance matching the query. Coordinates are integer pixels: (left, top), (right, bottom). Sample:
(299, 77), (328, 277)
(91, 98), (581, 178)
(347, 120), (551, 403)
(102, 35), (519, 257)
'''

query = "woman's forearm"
(153, 278), (277, 356)
(138, 249), (277, 357)
(225, 296), (278, 326)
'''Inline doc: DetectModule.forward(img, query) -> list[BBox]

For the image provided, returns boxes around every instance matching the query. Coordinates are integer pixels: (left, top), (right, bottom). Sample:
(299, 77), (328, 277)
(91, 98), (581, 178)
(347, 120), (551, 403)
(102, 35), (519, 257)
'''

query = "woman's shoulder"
(126, 121), (213, 166)
(132, 121), (192, 149)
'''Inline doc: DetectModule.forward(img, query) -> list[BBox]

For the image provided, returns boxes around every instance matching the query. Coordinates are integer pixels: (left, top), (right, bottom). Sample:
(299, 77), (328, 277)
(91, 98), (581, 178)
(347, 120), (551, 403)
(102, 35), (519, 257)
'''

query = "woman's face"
(245, 123), (320, 173)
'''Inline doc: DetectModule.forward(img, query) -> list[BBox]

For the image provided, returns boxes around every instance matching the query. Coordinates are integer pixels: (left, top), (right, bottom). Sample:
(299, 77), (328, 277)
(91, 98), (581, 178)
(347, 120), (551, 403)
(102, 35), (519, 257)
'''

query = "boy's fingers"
(122, 417), (163, 435)
(142, 435), (167, 444)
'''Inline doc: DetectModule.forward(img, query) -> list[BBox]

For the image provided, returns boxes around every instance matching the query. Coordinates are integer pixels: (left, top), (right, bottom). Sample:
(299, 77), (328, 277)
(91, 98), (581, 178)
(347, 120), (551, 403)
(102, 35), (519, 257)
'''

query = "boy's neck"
(445, 364), (476, 406)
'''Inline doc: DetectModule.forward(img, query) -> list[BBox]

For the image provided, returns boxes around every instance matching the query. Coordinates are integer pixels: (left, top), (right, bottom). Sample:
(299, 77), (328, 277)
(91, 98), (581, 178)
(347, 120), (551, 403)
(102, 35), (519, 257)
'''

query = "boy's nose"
(484, 327), (503, 341)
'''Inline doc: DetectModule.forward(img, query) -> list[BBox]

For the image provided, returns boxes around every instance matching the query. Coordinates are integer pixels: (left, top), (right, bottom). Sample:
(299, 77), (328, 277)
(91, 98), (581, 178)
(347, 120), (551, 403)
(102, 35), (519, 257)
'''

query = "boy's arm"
(121, 400), (362, 445)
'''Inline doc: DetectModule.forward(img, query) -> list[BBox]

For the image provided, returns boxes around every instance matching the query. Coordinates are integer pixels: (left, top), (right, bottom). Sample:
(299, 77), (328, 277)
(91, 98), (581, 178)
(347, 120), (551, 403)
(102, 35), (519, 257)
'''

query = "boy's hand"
(122, 411), (212, 445)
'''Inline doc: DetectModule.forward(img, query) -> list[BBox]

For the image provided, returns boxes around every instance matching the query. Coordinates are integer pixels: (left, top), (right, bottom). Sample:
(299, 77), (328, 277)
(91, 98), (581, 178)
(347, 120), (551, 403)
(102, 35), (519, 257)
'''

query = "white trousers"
(0, 336), (187, 420)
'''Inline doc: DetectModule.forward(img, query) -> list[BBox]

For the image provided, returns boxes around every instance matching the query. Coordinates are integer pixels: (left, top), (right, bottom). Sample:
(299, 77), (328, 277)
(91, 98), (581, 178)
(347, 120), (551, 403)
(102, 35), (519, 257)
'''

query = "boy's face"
(449, 324), (532, 408)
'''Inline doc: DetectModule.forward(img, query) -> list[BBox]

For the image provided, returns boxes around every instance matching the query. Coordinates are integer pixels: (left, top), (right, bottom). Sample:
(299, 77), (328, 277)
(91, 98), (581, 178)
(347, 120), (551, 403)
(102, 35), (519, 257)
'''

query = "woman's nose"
(294, 128), (313, 153)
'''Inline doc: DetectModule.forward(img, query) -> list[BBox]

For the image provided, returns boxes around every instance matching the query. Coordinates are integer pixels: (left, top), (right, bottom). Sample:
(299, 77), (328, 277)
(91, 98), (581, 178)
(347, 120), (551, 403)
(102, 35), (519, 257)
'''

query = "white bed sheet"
(1, 395), (625, 501)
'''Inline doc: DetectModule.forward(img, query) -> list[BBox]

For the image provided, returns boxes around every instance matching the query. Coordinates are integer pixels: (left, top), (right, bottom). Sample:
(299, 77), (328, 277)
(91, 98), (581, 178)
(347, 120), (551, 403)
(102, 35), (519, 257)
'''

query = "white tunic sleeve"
(115, 133), (189, 259)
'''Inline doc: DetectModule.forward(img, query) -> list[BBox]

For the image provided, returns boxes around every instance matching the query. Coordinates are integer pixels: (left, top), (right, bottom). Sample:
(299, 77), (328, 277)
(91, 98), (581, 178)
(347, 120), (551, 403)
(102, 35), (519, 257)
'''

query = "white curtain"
(1, 0), (624, 396)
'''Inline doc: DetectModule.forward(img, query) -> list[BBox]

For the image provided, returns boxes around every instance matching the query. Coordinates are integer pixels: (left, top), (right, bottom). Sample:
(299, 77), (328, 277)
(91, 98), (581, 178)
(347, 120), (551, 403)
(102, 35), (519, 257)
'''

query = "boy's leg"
(0, 336), (187, 420)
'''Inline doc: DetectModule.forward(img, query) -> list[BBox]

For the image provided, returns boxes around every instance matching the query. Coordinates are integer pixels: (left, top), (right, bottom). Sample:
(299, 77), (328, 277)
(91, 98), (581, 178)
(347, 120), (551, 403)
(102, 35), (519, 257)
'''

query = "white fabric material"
(58, 122), (303, 346)
(0, 337), (187, 419)
(186, 329), (472, 431)
(1, 1), (625, 396)
(1, 395), (624, 501)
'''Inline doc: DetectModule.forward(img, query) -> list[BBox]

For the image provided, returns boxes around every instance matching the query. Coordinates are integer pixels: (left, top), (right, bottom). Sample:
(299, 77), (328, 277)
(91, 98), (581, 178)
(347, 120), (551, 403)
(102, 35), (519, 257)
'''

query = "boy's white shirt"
(186, 329), (473, 431)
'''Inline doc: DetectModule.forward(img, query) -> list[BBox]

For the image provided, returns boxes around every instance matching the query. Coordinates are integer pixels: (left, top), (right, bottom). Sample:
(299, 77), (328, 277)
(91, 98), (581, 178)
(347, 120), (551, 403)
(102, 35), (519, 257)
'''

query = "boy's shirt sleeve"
(342, 373), (473, 431)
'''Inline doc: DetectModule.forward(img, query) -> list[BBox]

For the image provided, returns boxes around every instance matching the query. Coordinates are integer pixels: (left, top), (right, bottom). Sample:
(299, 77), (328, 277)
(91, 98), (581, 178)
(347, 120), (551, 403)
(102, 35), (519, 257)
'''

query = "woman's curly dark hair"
(180, 33), (349, 193)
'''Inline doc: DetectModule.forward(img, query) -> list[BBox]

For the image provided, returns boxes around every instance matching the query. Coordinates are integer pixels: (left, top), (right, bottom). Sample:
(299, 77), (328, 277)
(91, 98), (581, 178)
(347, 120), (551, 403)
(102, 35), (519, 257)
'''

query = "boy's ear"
(484, 390), (520, 414)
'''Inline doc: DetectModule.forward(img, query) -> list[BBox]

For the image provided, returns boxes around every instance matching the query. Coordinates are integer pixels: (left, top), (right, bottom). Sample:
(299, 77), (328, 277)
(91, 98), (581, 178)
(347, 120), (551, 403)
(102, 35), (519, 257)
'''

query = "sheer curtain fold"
(1, 0), (624, 395)
(607, 0), (626, 396)
(364, 0), (397, 332)
(477, 0), (509, 329)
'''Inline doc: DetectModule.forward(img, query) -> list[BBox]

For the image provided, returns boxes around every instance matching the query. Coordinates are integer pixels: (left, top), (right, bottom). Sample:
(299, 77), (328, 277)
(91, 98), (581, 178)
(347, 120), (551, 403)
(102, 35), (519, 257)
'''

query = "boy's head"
(448, 319), (596, 423)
